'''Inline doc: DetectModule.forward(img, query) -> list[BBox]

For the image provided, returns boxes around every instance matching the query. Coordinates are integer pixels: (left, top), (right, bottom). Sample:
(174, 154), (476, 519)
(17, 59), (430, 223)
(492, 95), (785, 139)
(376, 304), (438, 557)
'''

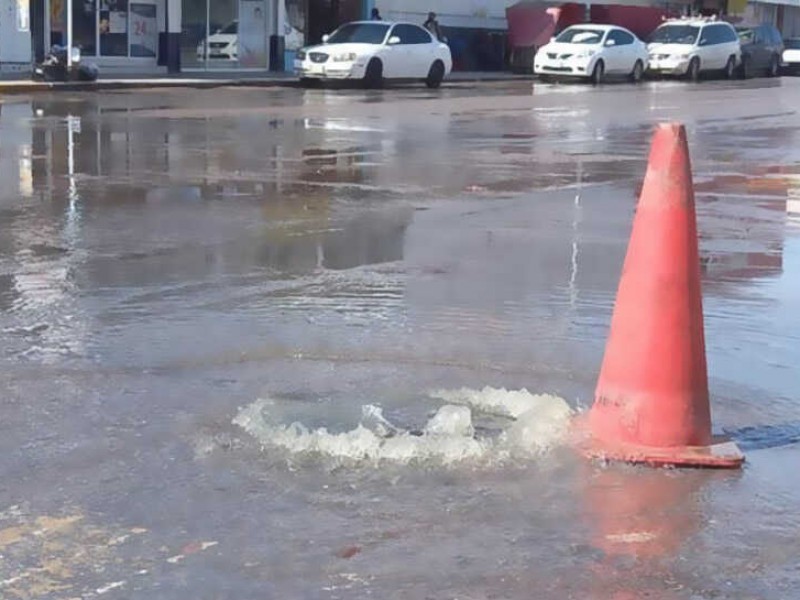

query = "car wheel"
(686, 57), (700, 82)
(363, 59), (384, 89)
(768, 54), (780, 77)
(739, 56), (750, 79)
(629, 60), (644, 83)
(724, 56), (736, 79)
(590, 60), (604, 85)
(425, 60), (445, 89)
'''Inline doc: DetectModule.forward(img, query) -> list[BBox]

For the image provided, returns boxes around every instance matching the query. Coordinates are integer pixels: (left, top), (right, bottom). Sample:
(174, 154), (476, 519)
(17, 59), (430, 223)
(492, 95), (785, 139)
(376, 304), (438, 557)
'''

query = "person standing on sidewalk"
(423, 12), (445, 42)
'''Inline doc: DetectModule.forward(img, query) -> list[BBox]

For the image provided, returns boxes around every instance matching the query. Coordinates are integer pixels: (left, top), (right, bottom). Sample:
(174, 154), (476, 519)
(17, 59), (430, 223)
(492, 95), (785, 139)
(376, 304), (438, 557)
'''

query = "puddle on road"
(2, 84), (800, 599)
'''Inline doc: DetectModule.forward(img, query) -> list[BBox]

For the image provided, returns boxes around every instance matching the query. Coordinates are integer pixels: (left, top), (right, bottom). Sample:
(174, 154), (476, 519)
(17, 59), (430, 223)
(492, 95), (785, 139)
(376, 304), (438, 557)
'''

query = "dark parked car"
(736, 24), (783, 78)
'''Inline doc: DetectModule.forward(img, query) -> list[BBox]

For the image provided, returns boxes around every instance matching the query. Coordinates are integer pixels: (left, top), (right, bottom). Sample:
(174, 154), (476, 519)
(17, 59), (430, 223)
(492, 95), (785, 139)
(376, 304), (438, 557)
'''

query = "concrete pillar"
(364, 0), (375, 20)
(165, 0), (181, 73)
(270, 0), (286, 71)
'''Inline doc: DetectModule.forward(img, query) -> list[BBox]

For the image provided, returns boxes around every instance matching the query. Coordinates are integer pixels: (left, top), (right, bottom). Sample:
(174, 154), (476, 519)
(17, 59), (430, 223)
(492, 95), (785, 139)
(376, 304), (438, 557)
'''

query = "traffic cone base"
(573, 415), (744, 468)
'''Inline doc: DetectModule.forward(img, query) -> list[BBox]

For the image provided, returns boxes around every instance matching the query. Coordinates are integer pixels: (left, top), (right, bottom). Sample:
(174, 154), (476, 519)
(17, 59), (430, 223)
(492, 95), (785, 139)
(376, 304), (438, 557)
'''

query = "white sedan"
(534, 24), (649, 84)
(294, 21), (452, 88)
(783, 38), (800, 74)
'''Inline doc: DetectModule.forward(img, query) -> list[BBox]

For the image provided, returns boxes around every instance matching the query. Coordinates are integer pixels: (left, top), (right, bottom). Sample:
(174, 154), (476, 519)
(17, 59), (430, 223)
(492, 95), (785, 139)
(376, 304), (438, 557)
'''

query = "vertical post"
(165, 0), (182, 73)
(67, 115), (78, 213)
(205, 0), (210, 69)
(363, 0), (375, 20)
(277, 0), (286, 42)
(269, 0), (286, 71)
(67, 0), (73, 67)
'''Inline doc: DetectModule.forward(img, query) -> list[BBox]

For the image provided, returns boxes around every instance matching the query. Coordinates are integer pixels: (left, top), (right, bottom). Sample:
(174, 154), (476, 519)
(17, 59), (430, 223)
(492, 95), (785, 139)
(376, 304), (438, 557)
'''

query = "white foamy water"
(429, 386), (569, 420)
(232, 388), (573, 467)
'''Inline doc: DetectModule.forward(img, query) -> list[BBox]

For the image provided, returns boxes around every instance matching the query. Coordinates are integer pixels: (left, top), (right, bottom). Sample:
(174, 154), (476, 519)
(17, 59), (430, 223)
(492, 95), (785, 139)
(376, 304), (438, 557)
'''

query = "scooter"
(33, 46), (99, 82)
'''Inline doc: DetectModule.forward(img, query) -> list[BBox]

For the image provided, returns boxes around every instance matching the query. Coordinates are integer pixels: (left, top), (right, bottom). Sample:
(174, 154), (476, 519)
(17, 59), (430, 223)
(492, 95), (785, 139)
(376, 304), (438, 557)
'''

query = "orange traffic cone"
(584, 123), (744, 468)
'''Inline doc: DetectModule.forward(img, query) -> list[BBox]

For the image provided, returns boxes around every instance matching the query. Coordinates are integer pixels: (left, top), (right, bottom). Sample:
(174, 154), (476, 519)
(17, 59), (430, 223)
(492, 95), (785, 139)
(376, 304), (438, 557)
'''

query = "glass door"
(129, 2), (158, 57)
(99, 0), (128, 57)
(181, 0), (267, 70)
(180, 0), (209, 69)
(50, 0), (98, 55)
(238, 0), (267, 68)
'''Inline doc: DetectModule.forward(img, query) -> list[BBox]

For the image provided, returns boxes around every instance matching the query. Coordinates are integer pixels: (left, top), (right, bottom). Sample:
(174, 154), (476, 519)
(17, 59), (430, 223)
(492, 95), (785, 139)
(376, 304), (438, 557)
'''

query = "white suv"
(647, 18), (740, 80)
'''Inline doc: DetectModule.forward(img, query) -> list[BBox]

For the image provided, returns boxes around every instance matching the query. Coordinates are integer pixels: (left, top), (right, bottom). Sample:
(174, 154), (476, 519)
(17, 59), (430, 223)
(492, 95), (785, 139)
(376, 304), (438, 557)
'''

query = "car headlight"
(296, 50), (306, 60)
(333, 52), (357, 62)
(576, 50), (596, 59)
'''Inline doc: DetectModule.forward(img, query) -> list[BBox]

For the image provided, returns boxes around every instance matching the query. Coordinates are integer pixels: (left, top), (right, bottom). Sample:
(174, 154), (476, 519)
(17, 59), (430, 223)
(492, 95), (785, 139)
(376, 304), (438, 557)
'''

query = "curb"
(0, 78), (300, 95)
(0, 75), (530, 95)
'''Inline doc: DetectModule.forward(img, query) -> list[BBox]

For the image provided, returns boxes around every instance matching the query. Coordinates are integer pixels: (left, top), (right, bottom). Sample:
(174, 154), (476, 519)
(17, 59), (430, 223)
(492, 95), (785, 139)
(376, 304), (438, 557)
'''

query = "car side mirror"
(387, 36), (401, 45)
(605, 39), (616, 47)
(322, 34), (330, 43)
(550, 36), (555, 43)
(699, 38), (708, 46)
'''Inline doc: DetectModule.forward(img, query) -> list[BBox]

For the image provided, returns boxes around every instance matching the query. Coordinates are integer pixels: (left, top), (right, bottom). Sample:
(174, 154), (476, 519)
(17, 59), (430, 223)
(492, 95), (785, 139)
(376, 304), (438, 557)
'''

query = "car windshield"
(221, 22), (237, 34)
(785, 38), (800, 49)
(737, 28), (755, 44)
(555, 28), (605, 45)
(327, 23), (390, 44)
(649, 25), (700, 45)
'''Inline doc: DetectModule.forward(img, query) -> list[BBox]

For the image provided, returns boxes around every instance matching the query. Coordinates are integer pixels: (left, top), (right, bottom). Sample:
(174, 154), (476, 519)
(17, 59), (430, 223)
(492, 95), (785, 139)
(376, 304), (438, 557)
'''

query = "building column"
(165, 0), (181, 73)
(363, 0), (375, 20)
(270, 0), (285, 71)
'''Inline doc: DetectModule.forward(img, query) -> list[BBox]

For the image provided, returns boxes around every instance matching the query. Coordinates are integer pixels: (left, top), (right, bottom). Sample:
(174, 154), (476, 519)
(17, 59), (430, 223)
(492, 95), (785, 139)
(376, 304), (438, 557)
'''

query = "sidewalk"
(0, 70), (530, 94)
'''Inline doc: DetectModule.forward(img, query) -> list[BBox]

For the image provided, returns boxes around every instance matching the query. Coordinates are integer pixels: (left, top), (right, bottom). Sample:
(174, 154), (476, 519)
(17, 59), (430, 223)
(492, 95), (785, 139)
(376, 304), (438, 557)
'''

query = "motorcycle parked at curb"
(33, 46), (100, 82)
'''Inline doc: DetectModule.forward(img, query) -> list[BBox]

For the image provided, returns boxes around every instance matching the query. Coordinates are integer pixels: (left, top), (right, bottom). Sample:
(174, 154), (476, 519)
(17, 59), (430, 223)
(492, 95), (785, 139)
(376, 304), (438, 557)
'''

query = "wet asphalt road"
(0, 78), (799, 599)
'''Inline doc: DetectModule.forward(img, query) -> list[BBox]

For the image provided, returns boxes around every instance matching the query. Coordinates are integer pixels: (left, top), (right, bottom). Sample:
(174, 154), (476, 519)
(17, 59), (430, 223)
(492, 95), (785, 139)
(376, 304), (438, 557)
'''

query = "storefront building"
(1, 0), (378, 73)
(8, 0), (797, 75)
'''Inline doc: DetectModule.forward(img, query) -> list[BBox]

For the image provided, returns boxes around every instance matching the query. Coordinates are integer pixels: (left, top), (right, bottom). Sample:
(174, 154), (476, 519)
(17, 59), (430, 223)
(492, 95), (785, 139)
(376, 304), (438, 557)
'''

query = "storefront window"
(208, 0), (241, 67)
(100, 0), (128, 56)
(180, 0), (207, 68)
(49, 0), (162, 59)
(240, 0), (267, 66)
(284, 0), (306, 50)
(130, 3), (158, 57)
(181, 0), (268, 70)
(73, 0), (97, 55)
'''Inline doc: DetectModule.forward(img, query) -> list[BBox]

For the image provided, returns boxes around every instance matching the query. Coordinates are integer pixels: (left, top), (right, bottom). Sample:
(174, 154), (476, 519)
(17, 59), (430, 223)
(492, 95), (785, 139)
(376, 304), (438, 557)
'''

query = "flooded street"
(1, 79), (799, 598)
